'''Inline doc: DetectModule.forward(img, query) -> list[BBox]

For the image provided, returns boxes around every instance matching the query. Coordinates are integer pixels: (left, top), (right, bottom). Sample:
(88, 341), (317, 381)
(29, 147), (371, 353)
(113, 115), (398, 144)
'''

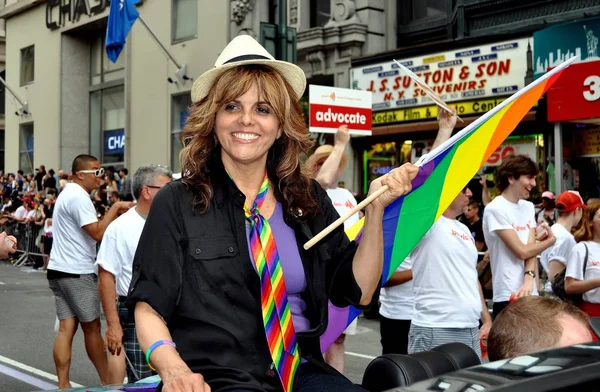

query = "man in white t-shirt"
(540, 191), (585, 294)
(97, 165), (172, 383)
(483, 155), (556, 318)
(378, 108), (458, 355)
(47, 154), (133, 389)
(408, 187), (492, 357)
(12, 200), (31, 222)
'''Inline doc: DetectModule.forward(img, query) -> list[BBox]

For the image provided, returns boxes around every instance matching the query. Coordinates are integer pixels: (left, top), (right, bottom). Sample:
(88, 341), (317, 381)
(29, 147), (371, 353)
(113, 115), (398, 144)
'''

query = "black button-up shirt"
(128, 164), (364, 392)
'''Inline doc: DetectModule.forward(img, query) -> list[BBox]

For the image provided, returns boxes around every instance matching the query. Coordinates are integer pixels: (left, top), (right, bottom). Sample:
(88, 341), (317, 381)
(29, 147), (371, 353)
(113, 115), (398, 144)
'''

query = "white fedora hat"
(191, 35), (307, 103)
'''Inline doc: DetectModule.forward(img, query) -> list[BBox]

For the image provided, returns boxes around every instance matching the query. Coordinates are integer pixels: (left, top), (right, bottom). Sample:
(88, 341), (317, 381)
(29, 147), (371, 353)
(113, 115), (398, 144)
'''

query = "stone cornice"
(297, 23), (367, 53)
(0, 0), (45, 20)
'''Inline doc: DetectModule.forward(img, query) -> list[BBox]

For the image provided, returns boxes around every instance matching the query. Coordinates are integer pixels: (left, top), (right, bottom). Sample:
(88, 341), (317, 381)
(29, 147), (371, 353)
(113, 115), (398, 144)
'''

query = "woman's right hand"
(162, 367), (211, 392)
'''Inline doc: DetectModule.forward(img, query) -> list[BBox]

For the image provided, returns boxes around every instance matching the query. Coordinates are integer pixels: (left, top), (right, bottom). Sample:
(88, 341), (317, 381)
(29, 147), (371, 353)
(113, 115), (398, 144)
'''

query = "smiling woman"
(180, 63), (315, 214)
(126, 34), (419, 392)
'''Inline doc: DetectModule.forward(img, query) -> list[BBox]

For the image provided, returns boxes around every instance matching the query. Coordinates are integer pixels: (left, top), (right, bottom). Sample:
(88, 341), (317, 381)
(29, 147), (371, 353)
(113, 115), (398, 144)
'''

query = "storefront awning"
(371, 111), (537, 137)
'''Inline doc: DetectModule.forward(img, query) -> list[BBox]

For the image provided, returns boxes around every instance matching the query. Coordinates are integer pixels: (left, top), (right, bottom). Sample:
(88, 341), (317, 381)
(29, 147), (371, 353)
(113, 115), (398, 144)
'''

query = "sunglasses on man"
(78, 168), (105, 177)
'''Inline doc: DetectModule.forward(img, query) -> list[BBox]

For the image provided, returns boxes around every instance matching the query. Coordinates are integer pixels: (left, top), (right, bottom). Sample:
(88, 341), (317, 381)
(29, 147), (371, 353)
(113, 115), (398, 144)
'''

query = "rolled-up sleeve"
(312, 183), (363, 308)
(127, 184), (185, 321)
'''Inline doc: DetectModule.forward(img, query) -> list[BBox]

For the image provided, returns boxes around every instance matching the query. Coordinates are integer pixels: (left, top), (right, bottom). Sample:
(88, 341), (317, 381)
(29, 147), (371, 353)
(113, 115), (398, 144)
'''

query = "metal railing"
(8, 222), (46, 267)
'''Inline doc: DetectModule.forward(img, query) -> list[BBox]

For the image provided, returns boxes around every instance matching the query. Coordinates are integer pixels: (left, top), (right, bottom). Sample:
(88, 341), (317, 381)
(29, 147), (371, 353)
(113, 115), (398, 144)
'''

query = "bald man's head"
(488, 296), (592, 361)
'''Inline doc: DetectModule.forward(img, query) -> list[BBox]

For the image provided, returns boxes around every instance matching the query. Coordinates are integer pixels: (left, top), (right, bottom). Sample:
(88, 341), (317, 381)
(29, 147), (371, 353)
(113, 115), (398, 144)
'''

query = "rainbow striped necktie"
(244, 172), (300, 391)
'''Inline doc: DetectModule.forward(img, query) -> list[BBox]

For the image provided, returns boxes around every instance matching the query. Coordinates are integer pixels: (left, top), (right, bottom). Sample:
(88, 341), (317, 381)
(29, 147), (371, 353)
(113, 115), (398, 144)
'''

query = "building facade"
(229, 0), (399, 192)
(0, 0), (6, 174)
(0, 0), (229, 175)
(349, 0), (600, 199)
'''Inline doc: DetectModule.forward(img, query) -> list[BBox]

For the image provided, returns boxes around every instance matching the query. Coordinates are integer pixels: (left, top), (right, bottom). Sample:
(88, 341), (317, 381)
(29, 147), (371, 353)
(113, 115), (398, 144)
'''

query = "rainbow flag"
(320, 57), (577, 352)
(33, 192), (41, 208)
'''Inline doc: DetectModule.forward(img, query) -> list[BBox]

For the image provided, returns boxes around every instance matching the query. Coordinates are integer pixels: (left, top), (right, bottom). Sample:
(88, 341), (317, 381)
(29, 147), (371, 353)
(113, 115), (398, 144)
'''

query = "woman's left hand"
(369, 163), (420, 210)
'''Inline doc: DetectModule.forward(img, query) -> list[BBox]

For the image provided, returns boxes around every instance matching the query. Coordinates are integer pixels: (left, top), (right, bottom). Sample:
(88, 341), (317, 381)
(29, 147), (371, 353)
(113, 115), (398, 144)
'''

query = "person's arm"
(0, 232), (17, 259)
(513, 229), (539, 298)
(136, 302), (210, 391)
(565, 277), (600, 294)
(352, 163), (419, 305)
(478, 282), (492, 338)
(431, 107), (457, 150)
(496, 228), (555, 261)
(565, 244), (600, 294)
(129, 185), (211, 391)
(383, 270), (413, 288)
(315, 125), (350, 189)
(98, 266), (122, 355)
(96, 228), (123, 356)
(82, 201), (132, 241)
(549, 260), (566, 282)
(480, 177), (491, 206)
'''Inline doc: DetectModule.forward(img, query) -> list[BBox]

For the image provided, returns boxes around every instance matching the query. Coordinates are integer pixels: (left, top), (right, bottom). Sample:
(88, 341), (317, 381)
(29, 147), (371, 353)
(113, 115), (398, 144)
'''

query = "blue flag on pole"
(105, 0), (140, 63)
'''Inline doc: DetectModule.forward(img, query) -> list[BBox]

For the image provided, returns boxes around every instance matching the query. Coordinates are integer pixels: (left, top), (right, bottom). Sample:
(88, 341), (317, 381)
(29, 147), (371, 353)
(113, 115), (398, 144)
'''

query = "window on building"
(90, 34), (124, 85)
(310, 0), (330, 27)
(90, 86), (125, 165)
(0, 71), (5, 120)
(171, 93), (192, 173)
(20, 46), (34, 86)
(19, 123), (34, 173)
(398, 0), (447, 24)
(172, 0), (197, 43)
(0, 130), (5, 175)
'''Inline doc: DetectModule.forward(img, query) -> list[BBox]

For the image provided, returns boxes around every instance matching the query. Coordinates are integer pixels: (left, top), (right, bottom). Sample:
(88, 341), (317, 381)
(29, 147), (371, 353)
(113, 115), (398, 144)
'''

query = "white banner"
(309, 85), (373, 135)
(351, 38), (531, 111)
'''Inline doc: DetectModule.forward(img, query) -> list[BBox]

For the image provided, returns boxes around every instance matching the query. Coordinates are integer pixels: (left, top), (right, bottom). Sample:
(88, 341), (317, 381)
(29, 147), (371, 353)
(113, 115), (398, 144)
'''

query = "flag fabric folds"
(106, 0), (140, 63)
(320, 57), (577, 352)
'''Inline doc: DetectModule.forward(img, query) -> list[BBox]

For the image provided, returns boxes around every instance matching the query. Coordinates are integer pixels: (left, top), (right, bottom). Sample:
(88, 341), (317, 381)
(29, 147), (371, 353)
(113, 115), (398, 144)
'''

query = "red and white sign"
(547, 60), (600, 122)
(350, 38), (531, 111)
(410, 137), (537, 166)
(486, 139), (537, 167)
(309, 85), (372, 135)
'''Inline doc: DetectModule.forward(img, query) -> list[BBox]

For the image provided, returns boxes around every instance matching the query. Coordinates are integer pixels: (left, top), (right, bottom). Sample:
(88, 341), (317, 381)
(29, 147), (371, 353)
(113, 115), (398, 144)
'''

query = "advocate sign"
(309, 85), (372, 136)
(350, 38), (530, 112)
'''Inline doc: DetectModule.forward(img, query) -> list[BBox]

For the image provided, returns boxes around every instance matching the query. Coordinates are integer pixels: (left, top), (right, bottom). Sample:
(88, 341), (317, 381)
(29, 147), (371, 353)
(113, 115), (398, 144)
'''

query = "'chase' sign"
(46, 0), (144, 30)
(104, 129), (125, 156)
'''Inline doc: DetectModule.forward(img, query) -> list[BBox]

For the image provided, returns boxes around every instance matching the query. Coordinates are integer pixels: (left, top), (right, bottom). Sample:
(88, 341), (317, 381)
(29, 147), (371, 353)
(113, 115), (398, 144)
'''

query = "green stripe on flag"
(388, 145), (459, 280)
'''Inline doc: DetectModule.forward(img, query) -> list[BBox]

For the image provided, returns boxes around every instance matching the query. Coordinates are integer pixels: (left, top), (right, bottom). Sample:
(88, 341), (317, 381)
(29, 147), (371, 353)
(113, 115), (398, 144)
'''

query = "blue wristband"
(146, 340), (176, 371)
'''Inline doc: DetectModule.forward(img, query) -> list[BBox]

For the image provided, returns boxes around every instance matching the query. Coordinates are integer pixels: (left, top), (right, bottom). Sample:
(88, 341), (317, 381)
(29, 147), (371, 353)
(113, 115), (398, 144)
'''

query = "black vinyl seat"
(361, 343), (481, 392)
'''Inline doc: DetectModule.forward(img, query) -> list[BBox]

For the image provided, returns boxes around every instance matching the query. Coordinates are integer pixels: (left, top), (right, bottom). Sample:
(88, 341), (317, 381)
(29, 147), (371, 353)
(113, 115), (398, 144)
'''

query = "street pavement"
(0, 261), (383, 391)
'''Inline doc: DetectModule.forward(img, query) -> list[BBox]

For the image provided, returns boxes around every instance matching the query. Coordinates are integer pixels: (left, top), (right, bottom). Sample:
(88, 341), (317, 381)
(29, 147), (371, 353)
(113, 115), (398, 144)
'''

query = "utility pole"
(278, 0), (287, 61)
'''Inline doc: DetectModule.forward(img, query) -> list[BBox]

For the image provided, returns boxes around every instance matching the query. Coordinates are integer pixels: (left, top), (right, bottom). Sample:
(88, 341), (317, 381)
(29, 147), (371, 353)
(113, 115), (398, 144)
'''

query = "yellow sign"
(372, 98), (510, 125)
(423, 55), (446, 64)
(575, 128), (600, 157)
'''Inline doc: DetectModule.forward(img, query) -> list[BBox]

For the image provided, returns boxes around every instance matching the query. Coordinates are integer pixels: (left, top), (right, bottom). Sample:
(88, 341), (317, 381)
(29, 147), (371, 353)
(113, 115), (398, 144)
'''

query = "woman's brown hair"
(180, 64), (318, 220)
(574, 198), (600, 242)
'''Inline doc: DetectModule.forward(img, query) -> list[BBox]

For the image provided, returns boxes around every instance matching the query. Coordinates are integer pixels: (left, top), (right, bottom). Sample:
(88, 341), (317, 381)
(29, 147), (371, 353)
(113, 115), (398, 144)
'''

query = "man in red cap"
(540, 191), (586, 294)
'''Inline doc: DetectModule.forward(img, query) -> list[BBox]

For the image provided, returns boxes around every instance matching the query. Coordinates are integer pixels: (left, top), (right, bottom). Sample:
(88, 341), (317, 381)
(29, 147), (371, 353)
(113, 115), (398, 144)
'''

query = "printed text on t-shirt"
(332, 200), (356, 209)
(513, 223), (531, 232)
(451, 229), (474, 242)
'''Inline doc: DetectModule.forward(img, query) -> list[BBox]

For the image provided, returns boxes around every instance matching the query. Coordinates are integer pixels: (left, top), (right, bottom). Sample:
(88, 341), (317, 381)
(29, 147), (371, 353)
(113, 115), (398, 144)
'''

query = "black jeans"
(493, 301), (511, 319)
(227, 362), (367, 392)
(380, 316), (411, 355)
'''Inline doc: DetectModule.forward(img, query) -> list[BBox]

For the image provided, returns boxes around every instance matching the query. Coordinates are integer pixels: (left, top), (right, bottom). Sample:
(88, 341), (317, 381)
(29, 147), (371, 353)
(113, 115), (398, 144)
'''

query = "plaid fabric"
(117, 299), (155, 381)
(408, 324), (482, 358)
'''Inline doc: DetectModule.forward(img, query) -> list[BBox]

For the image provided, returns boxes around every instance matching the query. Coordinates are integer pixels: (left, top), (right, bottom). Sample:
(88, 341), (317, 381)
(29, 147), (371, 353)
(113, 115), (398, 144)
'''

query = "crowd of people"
(0, 165), (135, 269)
(2, 34), (600, 392)
(378, 142), (598, 361)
